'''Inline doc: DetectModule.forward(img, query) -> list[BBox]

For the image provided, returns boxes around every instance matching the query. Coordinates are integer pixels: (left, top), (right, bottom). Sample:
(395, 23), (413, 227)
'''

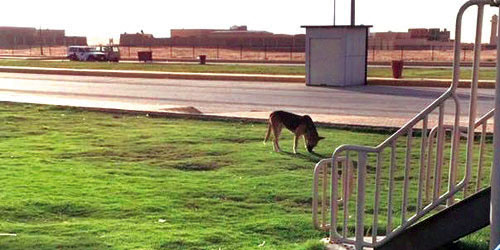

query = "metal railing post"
(342, 153), (350, 237)
(490, 3), (500, 249)
(330, 157), (340, 242)
(372, 153), (382, 243)
(461, 3), (485, 204)
(355, 152), (367, 250)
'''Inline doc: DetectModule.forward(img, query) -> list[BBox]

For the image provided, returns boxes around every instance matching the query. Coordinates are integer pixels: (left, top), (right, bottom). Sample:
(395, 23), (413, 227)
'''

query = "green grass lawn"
(0, 60), (306, 76)
(368, 67), (497, 81)
(0, 103), (491, 249)
(0, 59), (497, 80)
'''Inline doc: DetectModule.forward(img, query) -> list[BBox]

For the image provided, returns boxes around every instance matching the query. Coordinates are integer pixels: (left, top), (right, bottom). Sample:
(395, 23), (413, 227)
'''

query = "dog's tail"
(263, 123), (272, 144)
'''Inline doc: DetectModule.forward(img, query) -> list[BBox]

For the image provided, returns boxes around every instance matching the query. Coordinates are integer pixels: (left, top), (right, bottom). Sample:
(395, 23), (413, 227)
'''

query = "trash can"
(391, 60), (404, 79)
(138, 51), (153, 62)
(199, 55), (206, 65)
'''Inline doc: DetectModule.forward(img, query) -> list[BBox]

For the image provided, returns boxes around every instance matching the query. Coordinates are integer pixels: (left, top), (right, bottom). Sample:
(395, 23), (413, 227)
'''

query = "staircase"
(312, 0), (500, 249)
(376, 187), (490, 250)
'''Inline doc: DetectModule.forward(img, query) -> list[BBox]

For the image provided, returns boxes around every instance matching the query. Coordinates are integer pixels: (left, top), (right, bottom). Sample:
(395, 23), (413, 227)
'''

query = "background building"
(119, 25), (459, 52)
(369, 28), (452, 50)
(0, 27), (87, 48)
(120, 26), (305, 51)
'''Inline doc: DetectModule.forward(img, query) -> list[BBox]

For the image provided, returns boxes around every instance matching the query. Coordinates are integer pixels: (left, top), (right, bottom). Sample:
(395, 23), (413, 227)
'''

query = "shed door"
(309, 38), (345, 86)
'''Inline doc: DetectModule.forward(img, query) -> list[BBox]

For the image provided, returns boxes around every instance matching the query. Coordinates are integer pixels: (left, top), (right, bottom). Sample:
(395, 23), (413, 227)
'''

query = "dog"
(264, 111), (324, 154)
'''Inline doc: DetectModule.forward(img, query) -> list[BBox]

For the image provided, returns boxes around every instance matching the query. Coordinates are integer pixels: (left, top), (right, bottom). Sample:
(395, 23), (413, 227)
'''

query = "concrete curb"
(52, 105), (400, 133)
(0, 66), (495, 88)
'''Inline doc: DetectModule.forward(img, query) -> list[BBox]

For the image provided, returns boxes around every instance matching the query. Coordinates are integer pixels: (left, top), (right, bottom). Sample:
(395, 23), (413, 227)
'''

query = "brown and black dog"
(264, 111), (324, 153)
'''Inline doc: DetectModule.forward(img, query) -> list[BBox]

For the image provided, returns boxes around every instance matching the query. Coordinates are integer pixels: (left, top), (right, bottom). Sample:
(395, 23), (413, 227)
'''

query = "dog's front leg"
(293, 135), (298, 154)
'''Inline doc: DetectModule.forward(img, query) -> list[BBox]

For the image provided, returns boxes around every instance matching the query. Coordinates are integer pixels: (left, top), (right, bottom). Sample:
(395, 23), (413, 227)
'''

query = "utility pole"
(333, 0), (336, 26)
(351, 0), (355, 26)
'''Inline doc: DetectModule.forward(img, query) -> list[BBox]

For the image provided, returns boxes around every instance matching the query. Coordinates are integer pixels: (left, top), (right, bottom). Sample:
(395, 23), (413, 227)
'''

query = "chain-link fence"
(367, 46), (497, 62)
(0, 45), (67, 57)
(0, 45), (497, 63)
(119, 45), (305, 61)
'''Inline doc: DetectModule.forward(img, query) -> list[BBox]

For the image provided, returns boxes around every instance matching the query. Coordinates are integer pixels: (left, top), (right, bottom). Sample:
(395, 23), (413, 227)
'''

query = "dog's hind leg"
(272, 124), (282, 152)
(264, 123), (272, 144)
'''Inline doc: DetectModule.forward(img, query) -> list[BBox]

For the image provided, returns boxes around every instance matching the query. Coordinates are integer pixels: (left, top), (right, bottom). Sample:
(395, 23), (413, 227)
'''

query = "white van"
(67, 46), (107, 62)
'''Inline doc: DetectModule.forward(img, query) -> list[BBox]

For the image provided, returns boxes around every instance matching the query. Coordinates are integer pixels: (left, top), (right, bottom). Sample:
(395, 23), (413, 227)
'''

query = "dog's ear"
(318, 136), (325, 141)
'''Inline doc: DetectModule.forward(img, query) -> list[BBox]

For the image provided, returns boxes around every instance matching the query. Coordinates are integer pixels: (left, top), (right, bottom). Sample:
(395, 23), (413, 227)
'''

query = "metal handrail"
(425, 109), (495, 201)
(313, 157), (354, 231)
(312, 1), (498, 249)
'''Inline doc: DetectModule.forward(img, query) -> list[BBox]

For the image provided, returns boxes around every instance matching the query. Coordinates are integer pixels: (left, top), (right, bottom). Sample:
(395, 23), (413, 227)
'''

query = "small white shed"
(302, 25), (371, 87)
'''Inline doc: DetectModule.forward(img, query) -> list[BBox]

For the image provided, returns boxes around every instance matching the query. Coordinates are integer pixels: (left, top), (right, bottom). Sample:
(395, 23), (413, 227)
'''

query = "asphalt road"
(0, 72), (494, 123)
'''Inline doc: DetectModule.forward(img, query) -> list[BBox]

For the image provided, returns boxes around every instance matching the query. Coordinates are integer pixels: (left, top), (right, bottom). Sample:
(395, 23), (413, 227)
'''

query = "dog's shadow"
(281, 151), (328, 162)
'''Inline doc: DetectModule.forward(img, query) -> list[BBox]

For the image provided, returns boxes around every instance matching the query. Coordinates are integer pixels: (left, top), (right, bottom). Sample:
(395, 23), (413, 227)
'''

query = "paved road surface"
(0, 72), (494, 127)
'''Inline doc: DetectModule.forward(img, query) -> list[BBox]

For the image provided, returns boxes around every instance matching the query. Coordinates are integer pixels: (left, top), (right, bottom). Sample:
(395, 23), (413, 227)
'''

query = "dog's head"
(303, 115), (325, 153)
(306, 134), (325, 153)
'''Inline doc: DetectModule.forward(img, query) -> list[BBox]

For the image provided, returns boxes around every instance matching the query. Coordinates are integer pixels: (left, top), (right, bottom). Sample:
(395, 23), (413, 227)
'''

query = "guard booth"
(302, 25), (371, 87)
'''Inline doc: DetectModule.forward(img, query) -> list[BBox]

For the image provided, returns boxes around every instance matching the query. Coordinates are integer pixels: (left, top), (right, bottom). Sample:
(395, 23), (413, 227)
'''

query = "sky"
(1, 0), (499, 45)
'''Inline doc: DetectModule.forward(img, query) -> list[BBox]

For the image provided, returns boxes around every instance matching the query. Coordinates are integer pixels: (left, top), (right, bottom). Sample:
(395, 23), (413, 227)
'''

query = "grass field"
(0, 103), (491, 249)
(0, 60), (305, 76)
(0, 59), (497, 81)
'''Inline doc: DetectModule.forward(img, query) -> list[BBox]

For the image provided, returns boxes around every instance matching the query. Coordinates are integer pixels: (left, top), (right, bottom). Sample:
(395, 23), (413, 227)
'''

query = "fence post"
(40, 38), (44, 56)
(49, 46), (51, 56)
(240, 45), (243, 60)
(463, 48), (466, 61)
(192, 46), (195, 59)
(170, 45), (173, 58)
(13, 37), (16, 55)
(431, 46), (434, 61)
(216, 45), (219, 60)
(264, 45), (267, 60)
(128, 46), (131, 57)
(400, 48), (404, 60)
(372, 46), (376, 61)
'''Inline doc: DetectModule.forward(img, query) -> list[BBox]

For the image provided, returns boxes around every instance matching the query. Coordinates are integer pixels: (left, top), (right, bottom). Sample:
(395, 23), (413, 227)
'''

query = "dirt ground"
(1, 45), (497, 62)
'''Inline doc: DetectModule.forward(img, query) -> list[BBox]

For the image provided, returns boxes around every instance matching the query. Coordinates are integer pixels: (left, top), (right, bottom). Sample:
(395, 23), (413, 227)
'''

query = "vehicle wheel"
(68, 55), (77, 61)
(87, 56), (95, 62)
